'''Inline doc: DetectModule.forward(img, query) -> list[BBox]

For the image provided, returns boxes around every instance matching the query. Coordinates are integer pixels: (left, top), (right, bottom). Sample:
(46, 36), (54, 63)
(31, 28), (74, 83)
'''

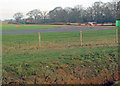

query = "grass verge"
(2, 24), (57, 31)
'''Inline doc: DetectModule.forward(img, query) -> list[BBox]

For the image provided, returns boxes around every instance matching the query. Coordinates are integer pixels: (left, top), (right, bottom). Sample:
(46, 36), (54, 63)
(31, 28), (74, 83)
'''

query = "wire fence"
(38, 28), (118, 48)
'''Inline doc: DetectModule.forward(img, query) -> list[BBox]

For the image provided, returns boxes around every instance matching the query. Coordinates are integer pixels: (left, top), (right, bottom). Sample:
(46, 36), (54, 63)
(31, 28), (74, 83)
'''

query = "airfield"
(2, 24), (119, 84)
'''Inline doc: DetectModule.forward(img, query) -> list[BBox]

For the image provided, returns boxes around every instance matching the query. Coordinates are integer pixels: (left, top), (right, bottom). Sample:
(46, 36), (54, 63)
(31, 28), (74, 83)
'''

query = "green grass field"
(2, 29), (117, 47)
(2, 24), (119, 84)
(2, 24), (57, 31)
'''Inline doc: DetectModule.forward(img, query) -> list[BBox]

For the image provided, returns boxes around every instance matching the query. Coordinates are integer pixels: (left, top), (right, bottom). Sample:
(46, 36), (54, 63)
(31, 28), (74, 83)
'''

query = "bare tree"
(48, 7), (67, 22)
(41, 11), (48, 23)
(26, 9), (42, 24)
(13, 12), (23, 24)
(117, 1), (120, 19)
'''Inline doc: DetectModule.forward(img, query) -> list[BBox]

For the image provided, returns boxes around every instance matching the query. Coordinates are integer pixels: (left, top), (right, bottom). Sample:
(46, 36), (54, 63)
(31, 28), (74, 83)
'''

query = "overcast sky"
(0, 0), (113, 20)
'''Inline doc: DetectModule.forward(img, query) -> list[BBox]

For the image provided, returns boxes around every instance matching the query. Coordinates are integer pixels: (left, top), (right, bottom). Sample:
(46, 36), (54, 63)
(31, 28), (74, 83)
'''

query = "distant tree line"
(9, 1), (120, 24)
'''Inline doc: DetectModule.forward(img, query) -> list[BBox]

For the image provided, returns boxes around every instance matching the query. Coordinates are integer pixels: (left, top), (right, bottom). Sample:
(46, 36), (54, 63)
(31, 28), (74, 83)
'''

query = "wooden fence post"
(38, 32), (41, 47)
(80, 31), (83, 46)
(116, 29), (118, 43)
